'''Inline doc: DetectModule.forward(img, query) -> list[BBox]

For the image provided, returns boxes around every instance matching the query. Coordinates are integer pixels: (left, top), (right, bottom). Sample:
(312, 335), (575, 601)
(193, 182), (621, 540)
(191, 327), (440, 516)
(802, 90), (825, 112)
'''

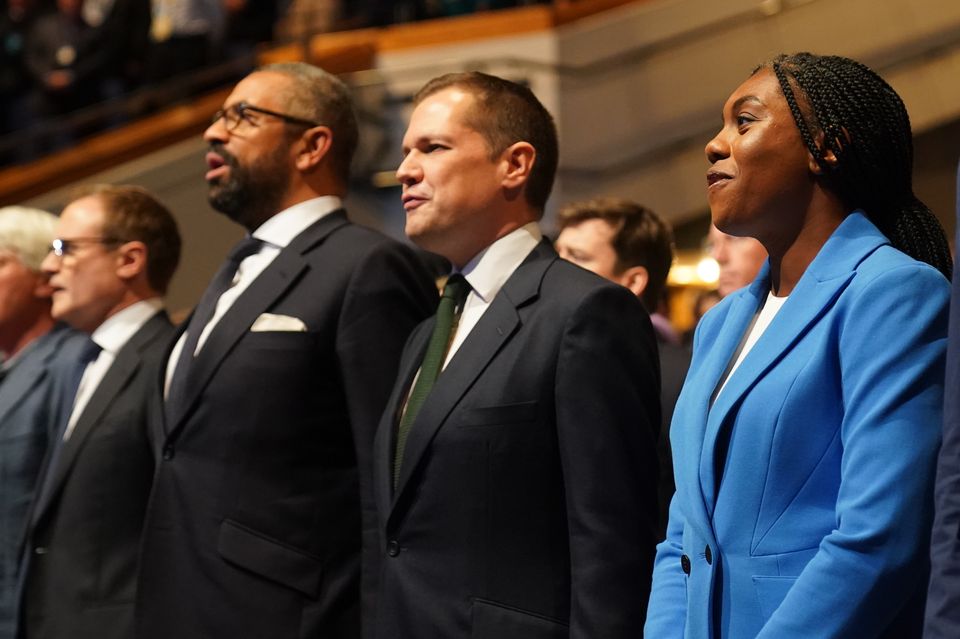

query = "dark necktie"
(34, 336), (101, 505)
(394, 274), (470, 488)
(167, 236), (264, 406)
(59, 337), (103, 430)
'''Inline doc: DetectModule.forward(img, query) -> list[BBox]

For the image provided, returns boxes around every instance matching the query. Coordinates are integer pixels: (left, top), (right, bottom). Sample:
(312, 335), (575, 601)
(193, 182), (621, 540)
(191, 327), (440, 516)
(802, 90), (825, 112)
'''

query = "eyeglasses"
(211, 101), (321, 132)
(50, 237), (122, 258)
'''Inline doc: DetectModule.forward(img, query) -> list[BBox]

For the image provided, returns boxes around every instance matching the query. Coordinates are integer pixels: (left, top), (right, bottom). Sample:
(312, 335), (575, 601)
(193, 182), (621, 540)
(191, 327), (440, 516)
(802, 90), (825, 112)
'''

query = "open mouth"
(205, 152), (228, 182)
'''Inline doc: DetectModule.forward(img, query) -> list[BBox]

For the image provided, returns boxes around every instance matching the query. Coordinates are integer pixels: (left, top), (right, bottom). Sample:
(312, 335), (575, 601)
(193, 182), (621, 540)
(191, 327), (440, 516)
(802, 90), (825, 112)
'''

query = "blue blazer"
(646, 212), (949, 639)
(0, 324), (85, 639)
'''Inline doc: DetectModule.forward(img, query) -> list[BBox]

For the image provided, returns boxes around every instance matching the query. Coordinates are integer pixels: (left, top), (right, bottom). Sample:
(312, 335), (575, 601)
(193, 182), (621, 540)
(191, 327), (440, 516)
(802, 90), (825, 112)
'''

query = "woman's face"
(704, 68), (815, 243)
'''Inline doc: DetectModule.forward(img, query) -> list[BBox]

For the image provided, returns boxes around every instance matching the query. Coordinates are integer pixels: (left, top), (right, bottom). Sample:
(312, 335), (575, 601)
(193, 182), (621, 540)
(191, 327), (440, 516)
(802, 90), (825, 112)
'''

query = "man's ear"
(618, 265), (649, 299)
(500, 141), (536, 190)
(115, 241), (148, 282)
(296, 126), (334, 172)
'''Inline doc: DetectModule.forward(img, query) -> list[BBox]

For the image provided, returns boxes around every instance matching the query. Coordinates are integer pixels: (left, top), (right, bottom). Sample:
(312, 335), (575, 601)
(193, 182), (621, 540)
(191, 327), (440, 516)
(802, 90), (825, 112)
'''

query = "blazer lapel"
(166, 212), (349, 437)
(389, 242), (553, 518)
(0, 349), (48, 428)
(698, 212), (887, 512)
(30, 312), (169, 527)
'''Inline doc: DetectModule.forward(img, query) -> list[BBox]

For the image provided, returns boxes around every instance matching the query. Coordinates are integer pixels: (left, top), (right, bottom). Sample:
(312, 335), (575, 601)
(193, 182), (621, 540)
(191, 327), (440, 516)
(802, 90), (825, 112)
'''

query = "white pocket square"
(250, 313), (308, 332)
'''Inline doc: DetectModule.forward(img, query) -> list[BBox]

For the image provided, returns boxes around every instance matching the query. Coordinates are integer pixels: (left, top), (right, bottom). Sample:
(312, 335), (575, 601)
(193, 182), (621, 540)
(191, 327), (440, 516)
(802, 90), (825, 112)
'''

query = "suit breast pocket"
(471, 598), (567, 639)
(243, 330), (319, 352)
(458, 401), (538, 428)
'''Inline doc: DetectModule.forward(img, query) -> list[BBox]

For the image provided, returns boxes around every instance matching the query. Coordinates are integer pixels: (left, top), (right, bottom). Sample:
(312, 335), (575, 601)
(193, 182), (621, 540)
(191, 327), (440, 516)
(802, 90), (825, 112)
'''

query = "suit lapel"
(389, 242), (553, 517)
(165, 212), (349, 437)
(30, 312), (169, 527)
(697, 213), (887, 513)
(0, 349), (48, 428)
(374, 321), (432, 518)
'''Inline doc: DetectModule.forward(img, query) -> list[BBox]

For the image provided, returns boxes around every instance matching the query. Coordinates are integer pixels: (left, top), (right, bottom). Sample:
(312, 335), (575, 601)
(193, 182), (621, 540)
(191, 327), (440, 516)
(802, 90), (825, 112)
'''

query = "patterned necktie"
(167, 236), (264, 407)
(394, 274), (471, 488)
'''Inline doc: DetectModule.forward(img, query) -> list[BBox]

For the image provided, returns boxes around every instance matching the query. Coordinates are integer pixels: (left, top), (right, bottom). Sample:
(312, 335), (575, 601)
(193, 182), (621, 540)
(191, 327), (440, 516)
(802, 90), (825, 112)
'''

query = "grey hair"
(0, 206), (57, 271)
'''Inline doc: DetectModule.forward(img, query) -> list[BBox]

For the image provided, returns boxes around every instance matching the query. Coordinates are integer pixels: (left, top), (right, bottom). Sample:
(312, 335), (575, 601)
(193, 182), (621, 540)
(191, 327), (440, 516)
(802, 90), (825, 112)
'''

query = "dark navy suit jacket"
(924, 161), (960, 638)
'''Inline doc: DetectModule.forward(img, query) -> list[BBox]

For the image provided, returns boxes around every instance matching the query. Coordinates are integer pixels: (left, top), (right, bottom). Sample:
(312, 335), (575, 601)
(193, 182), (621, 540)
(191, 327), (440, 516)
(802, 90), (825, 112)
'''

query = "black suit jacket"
(19, 311), (173, 639)
(136, 212), (435, 639)
(372, 241), (661, 639)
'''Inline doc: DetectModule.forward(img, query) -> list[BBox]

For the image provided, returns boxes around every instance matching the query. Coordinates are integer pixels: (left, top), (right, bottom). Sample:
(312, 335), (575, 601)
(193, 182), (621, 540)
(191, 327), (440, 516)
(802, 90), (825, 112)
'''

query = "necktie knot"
(78, 337), (102, 366)
(228, 236), (264, 265)
(441, 274), (470, 308)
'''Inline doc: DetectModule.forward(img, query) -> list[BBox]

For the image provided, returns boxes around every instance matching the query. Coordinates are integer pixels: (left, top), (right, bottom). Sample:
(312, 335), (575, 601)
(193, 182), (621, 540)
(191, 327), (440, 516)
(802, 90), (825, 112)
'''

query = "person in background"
(0, 206), (84, 639)
(924, 161), (960, 638)
(555, 196), (688, 539)
(646, 52), (951, 638)
(19, 185), (180, 639)
(707, 223), (766, 298)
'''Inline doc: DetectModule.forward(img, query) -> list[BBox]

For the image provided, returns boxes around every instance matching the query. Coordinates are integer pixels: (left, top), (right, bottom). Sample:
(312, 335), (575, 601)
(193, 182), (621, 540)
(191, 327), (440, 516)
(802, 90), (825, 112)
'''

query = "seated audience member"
(145, 0), (224, 83)
(0, 206), (85, 639)
(556, 196), (688, 538)
(707, 223), (766, 297)
(646, 52), (951, 639)
(20, 185), (181, 639)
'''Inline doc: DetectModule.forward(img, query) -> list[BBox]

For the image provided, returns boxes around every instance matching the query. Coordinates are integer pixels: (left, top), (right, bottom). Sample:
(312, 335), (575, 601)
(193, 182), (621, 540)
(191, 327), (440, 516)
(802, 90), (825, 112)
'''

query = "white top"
(164, 196), (341, 394)
(444, 221), (542, 368)
(65, 298), (165, 440)
(715, 291), (788, 399)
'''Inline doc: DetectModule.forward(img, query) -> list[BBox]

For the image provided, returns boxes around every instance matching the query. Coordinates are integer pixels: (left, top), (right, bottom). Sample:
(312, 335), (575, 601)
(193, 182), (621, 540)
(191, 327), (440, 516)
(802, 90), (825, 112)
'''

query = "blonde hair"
(0, 206), (57, 271)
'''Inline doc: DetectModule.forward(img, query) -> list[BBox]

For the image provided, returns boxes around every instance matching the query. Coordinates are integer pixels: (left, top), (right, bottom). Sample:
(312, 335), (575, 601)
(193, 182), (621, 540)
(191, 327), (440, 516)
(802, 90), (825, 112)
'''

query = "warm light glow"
(670, 264), (696, 285)
(697, 257), (719, 284)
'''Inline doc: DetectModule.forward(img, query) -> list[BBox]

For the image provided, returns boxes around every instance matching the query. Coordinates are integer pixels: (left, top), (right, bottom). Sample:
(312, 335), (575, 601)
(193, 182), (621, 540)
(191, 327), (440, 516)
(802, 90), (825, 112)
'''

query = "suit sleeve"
(755, 264), (948, 638)
(335, 240), (435, 635)
(925, 181), (960, 638)
(554, 284), (660, 638)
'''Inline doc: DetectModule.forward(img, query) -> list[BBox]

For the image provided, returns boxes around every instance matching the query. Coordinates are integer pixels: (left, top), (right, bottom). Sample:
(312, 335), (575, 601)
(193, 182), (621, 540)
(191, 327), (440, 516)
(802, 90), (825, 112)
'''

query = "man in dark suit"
(555, 197), (689, 538)
(0, 206), (83, 639)
(372, 72), (660, 638)
(135, 62), (435, 639)
(20, 184), (181, 639)
(924, 160), (960, 638)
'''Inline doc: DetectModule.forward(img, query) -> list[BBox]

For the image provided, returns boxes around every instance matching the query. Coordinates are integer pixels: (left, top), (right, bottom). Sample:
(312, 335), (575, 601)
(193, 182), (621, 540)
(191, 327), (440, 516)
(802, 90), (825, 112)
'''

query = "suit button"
(162, 445), (174, 460)
(34, 546), (48, 555)
(705, 545), (713, 565)
(680, 554), (691, 575)
(387, 540), (400, 557)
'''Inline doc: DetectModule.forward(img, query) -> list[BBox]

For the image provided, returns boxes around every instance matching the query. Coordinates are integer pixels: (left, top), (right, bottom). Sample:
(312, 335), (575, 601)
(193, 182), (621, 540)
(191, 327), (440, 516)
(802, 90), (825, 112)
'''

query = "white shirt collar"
(458, 221), (542, 302)
(253, 196), (342, 249)
(91, 298), (164, 355)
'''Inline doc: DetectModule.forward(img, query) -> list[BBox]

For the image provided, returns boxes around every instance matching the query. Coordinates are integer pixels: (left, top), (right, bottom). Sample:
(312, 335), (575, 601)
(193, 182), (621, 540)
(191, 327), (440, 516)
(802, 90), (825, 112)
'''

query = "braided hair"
(758, 53), (952, 278)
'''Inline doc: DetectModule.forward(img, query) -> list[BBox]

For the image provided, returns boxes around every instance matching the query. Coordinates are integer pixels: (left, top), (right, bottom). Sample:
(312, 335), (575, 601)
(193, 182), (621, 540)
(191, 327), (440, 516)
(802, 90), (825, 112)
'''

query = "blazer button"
(680, 554), (691, 575)
(34, 546), (48, 555)
(387, 540), (401, 557)
(162, 445), (174, 461)
(704, 545), (713, 565)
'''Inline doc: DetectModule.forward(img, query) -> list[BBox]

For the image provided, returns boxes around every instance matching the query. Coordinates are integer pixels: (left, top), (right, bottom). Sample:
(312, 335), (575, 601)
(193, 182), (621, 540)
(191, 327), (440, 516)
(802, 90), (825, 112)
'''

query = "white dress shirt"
(444, 221), (542, 369)
(164, 196), (342, 394)
(65, 298), (165, 440)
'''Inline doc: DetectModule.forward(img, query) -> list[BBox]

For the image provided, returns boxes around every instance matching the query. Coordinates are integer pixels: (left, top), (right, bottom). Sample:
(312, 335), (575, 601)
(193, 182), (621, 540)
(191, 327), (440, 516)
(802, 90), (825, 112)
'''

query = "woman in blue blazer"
(645, 53), (952, 638)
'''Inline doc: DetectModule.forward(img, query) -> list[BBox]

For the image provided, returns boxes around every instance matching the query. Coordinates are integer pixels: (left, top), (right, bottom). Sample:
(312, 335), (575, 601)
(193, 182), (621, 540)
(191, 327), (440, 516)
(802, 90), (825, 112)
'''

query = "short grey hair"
(0, 206), (57, 271)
